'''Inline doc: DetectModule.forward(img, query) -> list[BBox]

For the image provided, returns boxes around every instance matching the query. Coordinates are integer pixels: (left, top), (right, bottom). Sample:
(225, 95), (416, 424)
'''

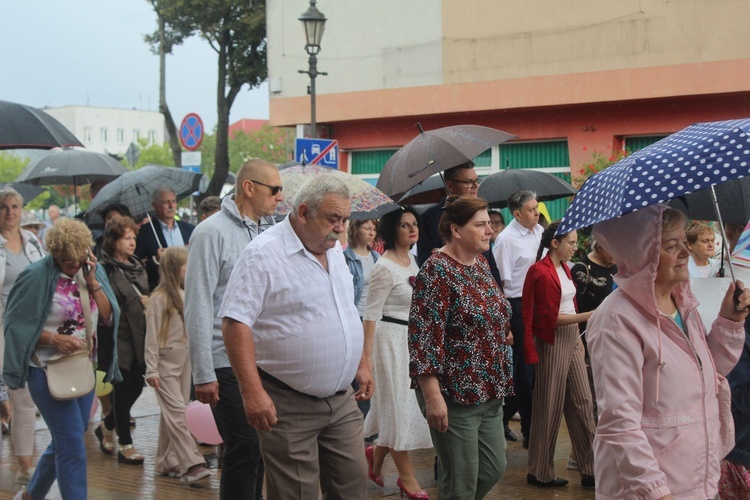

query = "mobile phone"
(83, 250), (91, 274)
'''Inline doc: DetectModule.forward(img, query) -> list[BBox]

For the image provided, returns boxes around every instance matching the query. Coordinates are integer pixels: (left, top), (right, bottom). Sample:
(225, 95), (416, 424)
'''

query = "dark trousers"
(212, 367), (264, 500)
(104, 363), (145, 445)
(508, 297), (535, 439)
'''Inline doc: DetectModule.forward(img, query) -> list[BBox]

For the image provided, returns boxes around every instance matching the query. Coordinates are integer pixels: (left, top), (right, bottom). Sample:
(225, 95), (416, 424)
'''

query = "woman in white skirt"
(364, 207), (432, 499)
(145, 247), (210, 483)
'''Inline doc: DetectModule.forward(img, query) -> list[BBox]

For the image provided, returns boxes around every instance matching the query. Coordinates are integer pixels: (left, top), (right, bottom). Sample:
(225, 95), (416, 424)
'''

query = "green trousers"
(416, 391), (506, 499)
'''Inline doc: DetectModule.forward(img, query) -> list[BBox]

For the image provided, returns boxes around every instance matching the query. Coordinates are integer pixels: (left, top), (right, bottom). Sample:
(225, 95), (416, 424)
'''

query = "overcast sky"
(0, 0), (269, 132)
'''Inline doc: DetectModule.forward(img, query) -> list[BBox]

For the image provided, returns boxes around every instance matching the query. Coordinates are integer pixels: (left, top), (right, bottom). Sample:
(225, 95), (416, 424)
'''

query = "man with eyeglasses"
(185, 159), (282, 500)
(416, 161), (481, 266)
(221, 175), (373, 498)
(136, 187), (195, 291)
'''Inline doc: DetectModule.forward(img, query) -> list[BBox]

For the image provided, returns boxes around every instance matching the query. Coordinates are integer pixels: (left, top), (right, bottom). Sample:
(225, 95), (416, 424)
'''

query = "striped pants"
(527, 324), (596, 481)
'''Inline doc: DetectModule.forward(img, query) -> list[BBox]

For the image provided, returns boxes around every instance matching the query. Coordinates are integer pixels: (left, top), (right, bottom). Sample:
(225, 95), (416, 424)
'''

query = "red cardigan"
(521, 255), (577, 365)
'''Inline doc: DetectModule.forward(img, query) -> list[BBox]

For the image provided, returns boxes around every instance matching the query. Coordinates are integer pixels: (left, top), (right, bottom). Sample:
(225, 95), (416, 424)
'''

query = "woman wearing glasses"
(5, 218), (121, 500)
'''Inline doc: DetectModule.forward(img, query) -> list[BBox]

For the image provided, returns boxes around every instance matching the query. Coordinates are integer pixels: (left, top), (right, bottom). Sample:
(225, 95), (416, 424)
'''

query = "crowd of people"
(0, 156), (750, 500)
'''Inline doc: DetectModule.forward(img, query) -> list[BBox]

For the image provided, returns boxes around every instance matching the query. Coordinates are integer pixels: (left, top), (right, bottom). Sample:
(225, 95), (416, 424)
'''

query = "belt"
(381, 316), (408, 326)
(257, 368), (347, 399)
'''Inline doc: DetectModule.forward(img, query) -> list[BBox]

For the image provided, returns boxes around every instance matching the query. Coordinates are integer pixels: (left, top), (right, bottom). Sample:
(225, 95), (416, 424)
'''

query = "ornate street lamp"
(298, 0), (327, 138)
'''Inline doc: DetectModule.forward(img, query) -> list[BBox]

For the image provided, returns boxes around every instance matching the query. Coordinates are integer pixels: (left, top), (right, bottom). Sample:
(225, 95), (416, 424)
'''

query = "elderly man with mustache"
(220, 175), (374, 499)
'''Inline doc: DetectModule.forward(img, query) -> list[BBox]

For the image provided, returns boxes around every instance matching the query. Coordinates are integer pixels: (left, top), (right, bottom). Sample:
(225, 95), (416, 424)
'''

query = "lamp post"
(298, 0), (327, 138)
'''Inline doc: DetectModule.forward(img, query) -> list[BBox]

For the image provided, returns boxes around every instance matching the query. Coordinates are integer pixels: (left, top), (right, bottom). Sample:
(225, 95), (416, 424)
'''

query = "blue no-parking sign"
(295, 138), (338, 169)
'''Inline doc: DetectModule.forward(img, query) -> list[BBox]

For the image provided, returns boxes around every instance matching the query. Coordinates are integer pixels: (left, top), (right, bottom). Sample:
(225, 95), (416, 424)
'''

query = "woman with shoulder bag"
(3, 218), (121, 500)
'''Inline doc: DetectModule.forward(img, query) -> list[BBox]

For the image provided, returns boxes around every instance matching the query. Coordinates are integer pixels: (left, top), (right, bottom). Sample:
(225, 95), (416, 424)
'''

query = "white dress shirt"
(492, 218), (543, 298)
(218, 217), (364, 398)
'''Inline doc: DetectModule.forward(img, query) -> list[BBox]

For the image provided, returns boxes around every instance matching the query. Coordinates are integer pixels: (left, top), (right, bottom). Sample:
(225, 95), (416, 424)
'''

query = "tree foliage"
(199, 125), (294, 178)
(132, 138), (176, 169)
(145, 0), (267, 198)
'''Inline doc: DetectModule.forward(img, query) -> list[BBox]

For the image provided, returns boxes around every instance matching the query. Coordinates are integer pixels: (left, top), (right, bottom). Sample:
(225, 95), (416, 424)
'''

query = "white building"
(43, 105), (166, 156)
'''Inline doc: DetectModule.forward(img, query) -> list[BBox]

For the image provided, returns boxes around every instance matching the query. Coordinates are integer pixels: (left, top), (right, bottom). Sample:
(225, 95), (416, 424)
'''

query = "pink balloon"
(184, 400), (223, 445)
(90, 396), (99, 419)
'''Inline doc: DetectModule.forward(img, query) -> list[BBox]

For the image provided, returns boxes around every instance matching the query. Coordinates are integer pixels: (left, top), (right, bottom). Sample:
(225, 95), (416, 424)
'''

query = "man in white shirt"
(185, 159), (282, 499)
(492, 190), (543, 447)
(220, 175), (373, 498)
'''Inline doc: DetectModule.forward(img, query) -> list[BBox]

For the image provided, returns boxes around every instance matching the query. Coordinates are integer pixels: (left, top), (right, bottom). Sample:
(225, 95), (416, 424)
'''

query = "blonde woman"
(145, 247), (210, 483)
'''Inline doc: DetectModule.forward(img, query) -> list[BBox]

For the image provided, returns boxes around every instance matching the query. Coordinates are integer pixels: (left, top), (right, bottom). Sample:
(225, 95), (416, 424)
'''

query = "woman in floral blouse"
(408, 196), (513, 500)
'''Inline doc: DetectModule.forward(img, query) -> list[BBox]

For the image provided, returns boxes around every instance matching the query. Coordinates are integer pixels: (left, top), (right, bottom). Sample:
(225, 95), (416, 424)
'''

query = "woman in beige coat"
(145, 247), (210, 483)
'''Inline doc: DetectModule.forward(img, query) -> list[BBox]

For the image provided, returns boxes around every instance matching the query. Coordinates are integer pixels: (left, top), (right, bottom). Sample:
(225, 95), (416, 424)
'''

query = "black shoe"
(581, 476), (595, 489)
(526, 474), (569, 487)
(504, 426), (517, 442)
(522, 436), (529, 449)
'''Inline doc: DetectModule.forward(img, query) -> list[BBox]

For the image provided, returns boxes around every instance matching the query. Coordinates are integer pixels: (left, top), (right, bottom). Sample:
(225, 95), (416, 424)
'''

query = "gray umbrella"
(87, 165), (206, 221)
(0, 182), (46, 204)
(376, 124), (516, 201)
(477, 169), (577, 208)
(397, 173), (447, 205)
(16, 148), (127, 186)
(0, 100), (83, 150)
(669, 176), (750, 225)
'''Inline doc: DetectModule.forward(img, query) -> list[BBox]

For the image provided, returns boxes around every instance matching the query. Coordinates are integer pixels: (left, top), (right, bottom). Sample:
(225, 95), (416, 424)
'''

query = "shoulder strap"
(76, 270), (93, 350)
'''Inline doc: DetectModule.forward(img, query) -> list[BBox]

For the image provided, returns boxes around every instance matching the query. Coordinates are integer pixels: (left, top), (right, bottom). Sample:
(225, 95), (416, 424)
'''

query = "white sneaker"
(567, 457), (579, 470)
(181, 465), (211, 483)
(14, 487), (25, 500)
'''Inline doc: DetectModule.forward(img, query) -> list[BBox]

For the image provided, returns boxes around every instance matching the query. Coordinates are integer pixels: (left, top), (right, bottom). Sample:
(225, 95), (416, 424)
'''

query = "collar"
(281, 216), (341, 259)
(158, 218), (177, 231)
(509, 218), (541, 236)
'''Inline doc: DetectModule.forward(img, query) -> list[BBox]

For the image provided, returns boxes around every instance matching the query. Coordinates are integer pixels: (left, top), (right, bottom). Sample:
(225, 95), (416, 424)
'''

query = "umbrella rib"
(408, 160), (436, 178)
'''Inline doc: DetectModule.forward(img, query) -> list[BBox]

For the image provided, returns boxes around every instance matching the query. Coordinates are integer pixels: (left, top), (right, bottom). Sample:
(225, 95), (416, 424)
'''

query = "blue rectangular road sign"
(295, 138), (338, 169)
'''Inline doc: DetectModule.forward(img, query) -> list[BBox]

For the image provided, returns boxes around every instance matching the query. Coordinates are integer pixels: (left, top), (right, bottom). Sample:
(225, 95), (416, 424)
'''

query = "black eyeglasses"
(251, 180), (283, 195)
(449, 178), (482, 188)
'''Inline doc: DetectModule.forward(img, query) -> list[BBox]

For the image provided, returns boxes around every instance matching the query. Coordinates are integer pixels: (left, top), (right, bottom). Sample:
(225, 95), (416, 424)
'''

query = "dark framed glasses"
(449, 178), (482, 188)
(251, 180), (283, 195)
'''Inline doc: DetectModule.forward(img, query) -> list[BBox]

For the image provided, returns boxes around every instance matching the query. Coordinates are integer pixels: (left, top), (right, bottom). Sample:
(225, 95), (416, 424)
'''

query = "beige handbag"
(46, 270), (95, 400)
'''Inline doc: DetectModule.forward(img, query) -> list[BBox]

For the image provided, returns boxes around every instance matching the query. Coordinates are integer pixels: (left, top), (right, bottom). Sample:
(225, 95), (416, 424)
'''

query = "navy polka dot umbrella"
(558, 118), (750, 236)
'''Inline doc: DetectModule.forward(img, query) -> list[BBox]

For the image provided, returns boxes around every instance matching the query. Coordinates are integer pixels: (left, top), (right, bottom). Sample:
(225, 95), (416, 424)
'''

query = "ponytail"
(536, 221), (566, 261)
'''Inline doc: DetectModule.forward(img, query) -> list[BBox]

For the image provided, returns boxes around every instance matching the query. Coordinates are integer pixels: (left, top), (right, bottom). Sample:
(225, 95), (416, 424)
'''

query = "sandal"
(94, 424), (114, 455)
(118, 444), (145, 465)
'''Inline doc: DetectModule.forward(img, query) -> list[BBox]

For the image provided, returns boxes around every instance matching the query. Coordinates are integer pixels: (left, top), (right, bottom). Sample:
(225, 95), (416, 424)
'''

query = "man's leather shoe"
(581, 476), (595, 489)
(504, 425), (517, 442)
(526, 474), (569, 487)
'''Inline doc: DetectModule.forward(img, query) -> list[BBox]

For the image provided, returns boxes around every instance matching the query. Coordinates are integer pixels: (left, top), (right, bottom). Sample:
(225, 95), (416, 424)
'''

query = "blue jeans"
(26, 367), (94, 500)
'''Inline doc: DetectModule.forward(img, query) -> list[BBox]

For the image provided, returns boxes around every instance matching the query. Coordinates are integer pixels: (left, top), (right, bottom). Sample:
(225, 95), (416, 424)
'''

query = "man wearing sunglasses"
(416, 161), (480, 266)
(185, 159), (283, 500)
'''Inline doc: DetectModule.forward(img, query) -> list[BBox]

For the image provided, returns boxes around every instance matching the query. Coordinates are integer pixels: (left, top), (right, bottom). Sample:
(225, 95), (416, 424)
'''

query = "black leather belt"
(257, 368), (347, 399)
(381, 316), (408, 326)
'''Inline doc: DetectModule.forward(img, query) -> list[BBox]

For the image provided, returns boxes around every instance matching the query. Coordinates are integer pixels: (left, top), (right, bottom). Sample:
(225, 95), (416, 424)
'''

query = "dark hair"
(102, 216), (140, 255)
(489, 210), (505, 224)
(379, 207), (419, 250)
(536, 220), (568, 261)
(101, 203), (131, 221)
(438, 196), (489, 243)
(507, 190), (537, 214)
(443, 161), (475, 181)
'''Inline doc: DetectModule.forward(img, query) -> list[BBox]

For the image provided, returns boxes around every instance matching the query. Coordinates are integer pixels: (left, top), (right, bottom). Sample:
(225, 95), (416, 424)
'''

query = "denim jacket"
(343, 246), (379, 306)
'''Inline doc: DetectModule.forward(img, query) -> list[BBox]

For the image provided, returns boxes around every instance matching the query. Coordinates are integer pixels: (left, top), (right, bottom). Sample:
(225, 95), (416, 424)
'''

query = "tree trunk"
(158, 14), (182, 169)
(208, 30), (232, 198)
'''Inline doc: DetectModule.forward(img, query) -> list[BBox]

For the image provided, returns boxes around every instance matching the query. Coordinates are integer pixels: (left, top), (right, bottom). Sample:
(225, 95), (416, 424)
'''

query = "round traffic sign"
(180, 113), (204, 151)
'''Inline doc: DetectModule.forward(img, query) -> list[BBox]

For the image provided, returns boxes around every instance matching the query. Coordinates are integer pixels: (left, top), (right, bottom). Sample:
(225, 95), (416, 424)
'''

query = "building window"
(133, 129), (140, 142)
(83, 127), (92, 143)
(100, 128), (108, 144)
(117, 128), (125, 144)
(148, 130), (156, 145)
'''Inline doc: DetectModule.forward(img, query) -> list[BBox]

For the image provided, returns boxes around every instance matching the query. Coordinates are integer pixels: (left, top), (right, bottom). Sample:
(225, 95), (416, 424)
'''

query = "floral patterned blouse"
(408, 252), (513, 406)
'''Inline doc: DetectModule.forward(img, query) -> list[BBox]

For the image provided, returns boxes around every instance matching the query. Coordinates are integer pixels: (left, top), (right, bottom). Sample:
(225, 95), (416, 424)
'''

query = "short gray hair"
(152, 187), (176, 204)
(292, 175), (350, 215)
(0, 187), (23, 207)
(507, 190), (537, 214)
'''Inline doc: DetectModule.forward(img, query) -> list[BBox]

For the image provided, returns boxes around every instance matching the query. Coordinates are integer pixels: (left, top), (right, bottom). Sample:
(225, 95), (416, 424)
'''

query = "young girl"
(145, 247), (210, 483)
(522, 221), (596, 488)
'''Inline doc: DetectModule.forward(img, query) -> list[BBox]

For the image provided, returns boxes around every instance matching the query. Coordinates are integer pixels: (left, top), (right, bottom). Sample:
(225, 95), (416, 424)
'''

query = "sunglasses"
(251, 180), (283, 195)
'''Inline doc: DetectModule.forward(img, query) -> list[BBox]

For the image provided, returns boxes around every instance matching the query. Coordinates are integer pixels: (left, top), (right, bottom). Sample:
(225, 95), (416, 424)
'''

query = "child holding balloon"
(145, 247), (211, 483)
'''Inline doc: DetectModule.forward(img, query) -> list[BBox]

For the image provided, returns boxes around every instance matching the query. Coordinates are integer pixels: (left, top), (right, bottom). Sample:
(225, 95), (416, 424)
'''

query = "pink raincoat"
(587, 205), (744, 499)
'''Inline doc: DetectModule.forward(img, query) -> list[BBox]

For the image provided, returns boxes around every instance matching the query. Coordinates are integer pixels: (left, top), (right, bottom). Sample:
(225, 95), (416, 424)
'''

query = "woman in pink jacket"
(588, 204), (750, 499)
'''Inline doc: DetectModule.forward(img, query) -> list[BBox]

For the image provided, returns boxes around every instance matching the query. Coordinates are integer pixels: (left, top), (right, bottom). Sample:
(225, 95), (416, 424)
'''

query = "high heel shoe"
(94, 423), (114, 455)
(364, 446), (384, 487)
(397, 478), (429, 499)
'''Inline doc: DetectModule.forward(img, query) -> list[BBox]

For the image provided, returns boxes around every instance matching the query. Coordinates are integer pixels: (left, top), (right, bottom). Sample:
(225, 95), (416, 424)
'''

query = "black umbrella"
(0, 182), (46, 204)
(397, 174), (447, 205)
(0, 100), (83, 150)
(669, 176), (750, 225)
(376, 124), (516, 201)
(477, 169), (577, 208)
(16, 148), (128, 186)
